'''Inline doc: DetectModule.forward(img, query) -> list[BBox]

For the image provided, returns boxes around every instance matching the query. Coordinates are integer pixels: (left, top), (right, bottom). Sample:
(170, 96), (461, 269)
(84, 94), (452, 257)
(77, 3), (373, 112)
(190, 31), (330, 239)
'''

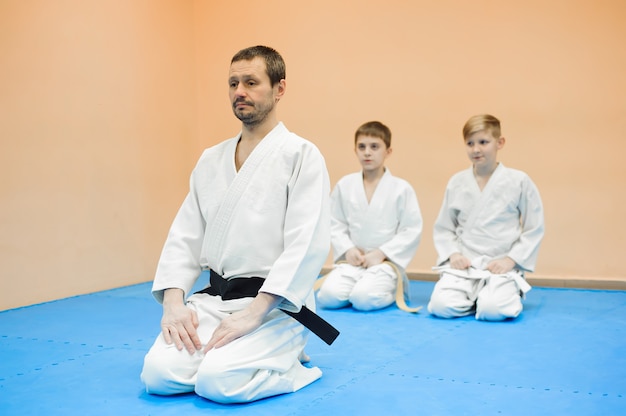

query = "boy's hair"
(463, 114), (502, 139)
(231, 45), (286, 86)
(354, 121), (392, 148)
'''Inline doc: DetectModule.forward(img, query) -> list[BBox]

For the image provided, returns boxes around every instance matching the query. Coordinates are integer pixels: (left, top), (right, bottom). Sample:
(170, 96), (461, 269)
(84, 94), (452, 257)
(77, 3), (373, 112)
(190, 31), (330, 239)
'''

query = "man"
(141, 45), (334, 403)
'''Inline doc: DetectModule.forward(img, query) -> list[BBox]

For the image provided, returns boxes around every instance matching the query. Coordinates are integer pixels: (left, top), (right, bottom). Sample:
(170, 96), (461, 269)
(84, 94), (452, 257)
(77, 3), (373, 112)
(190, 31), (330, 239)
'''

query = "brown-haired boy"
(317, 121), (422, 311)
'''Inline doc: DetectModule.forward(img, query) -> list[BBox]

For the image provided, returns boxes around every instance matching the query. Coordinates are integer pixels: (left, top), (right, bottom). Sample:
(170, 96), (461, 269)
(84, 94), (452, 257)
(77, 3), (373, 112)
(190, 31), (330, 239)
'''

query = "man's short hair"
(231, 45), (286, 86)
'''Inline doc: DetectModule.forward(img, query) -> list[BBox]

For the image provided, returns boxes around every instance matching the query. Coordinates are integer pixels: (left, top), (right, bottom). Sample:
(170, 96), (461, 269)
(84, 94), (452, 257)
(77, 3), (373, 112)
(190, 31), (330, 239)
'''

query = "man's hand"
(449, 253), (471, 270)
(362, 248), (386, 268)
(203, 292), (282, 353)
(345, 247), (365, 267)
(161, 288), (202, 354)
(487, 257), (516, 274)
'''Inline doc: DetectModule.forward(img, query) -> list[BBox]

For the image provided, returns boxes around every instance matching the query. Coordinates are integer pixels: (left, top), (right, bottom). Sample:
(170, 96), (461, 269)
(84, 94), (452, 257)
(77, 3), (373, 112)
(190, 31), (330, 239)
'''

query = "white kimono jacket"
(330, 169), (422, 271)
(152, 122), (331, 314)
(434, 163), (544, 272)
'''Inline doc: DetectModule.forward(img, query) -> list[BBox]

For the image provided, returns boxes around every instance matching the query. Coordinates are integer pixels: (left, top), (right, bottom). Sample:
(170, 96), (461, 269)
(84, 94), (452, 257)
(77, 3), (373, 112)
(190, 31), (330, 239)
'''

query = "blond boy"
(428, 114), (544, 320)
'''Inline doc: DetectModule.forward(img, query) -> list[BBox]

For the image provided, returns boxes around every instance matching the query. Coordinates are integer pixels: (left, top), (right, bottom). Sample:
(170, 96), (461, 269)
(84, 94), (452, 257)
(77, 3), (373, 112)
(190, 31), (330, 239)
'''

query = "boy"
(428, 114), (544, 321)
(317, 121), (422, 311)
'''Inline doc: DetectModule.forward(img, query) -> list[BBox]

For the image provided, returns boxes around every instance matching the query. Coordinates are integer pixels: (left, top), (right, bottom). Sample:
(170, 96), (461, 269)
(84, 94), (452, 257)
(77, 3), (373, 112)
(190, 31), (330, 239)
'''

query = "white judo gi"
(428, 163), (545, 320)
(317, 169), (422, 311)
(140, 122), (331, 403)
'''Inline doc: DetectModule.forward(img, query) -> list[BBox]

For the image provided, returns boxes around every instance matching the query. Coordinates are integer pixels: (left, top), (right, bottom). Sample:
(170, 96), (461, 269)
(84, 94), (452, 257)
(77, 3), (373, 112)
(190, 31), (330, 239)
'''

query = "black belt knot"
(196, 270), (265, 300)
(195, 270), (339, 345)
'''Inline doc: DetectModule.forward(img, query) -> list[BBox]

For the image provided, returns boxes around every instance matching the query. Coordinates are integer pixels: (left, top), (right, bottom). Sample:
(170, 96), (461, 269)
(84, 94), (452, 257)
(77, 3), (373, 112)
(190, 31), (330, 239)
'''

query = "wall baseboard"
(320, 267), (626, 291)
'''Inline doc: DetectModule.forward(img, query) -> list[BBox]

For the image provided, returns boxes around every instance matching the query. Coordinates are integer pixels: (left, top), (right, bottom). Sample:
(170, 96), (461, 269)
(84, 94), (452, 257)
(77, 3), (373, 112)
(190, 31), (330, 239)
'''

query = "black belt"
(195, 270), (339, 345)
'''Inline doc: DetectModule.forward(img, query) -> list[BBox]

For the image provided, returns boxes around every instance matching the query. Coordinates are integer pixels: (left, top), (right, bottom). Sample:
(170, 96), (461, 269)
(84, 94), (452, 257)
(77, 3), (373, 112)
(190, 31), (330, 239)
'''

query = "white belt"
(433, 264), (532, 294)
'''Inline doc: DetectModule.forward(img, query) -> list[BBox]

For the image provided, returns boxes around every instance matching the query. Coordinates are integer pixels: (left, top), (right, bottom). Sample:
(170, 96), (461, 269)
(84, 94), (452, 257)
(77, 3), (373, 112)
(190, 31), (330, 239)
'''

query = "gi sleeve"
(433, 182), (463, 266)
(151, 166), (206, 303)
(507, 176), (545, 272)
(329, 181), (357, 261)
(260, 143), (331, 312)
(378, 183), (423, 269)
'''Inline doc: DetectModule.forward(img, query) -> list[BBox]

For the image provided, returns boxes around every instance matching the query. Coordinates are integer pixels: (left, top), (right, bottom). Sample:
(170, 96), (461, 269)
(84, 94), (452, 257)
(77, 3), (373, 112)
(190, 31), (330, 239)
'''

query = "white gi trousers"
(140, 294), (321, 404)
(427, 271), (524, 321)
(317, 262), (397, 311)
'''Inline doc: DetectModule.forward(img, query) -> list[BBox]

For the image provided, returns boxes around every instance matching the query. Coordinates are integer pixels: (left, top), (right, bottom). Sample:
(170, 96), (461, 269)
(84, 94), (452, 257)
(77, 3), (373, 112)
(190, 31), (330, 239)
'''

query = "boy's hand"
(345, 247), (365, 267)
(449, 253), (471, 270)
(487, 257), (516, 274)
(362, 249), (386, 268)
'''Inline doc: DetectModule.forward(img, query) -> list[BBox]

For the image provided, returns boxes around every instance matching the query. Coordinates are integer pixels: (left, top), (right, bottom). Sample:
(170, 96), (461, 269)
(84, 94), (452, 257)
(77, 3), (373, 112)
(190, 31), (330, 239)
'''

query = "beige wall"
(1, 0), (625, 310)
(0, 0), (196, 309)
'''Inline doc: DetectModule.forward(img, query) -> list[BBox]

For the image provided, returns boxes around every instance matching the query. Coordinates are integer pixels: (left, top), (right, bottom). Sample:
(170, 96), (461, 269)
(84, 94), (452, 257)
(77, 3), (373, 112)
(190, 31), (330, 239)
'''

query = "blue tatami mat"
(1, 279), (625, 415)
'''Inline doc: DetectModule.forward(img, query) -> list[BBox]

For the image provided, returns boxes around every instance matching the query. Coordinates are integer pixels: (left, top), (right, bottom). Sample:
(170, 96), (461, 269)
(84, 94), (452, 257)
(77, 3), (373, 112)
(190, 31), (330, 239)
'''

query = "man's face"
(228, 57), (280, 127)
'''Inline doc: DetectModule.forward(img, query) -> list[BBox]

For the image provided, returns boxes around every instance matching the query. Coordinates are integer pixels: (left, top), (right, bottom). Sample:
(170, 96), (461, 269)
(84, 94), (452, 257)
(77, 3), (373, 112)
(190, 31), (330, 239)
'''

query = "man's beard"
(233, 99), (274, 127)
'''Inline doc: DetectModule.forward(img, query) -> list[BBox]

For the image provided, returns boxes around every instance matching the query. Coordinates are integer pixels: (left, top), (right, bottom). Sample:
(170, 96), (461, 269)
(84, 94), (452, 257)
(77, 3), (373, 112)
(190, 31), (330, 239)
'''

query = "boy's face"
(355, 135), (391, 173)
(464, 129), (504, 171)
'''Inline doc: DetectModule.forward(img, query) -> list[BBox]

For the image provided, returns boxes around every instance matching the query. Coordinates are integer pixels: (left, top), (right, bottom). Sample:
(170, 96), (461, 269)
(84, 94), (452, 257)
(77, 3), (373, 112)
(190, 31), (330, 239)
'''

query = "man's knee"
(194, 364), (259, 404)
(141, 342), (200, 395)
(141, 351), (180, 395)
(141, 352), (164, 393)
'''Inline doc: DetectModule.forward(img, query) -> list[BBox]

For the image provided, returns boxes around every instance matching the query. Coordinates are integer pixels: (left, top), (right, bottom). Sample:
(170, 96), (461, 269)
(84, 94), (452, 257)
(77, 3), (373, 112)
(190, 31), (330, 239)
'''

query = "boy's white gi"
(428, 163), (545, 320)
(317, 169), (422, 311)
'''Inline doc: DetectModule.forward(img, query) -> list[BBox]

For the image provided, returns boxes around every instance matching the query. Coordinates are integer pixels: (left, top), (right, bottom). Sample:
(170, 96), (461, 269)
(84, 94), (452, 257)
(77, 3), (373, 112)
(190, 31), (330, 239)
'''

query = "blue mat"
(1, 279), (625, 415)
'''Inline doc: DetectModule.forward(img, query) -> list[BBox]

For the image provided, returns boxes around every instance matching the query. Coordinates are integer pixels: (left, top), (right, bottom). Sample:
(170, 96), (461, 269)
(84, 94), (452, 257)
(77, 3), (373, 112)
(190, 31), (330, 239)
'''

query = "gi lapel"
(366, 168), (391, 211)
(202, 125), (285, 274)
(461, 164), (505, 238)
